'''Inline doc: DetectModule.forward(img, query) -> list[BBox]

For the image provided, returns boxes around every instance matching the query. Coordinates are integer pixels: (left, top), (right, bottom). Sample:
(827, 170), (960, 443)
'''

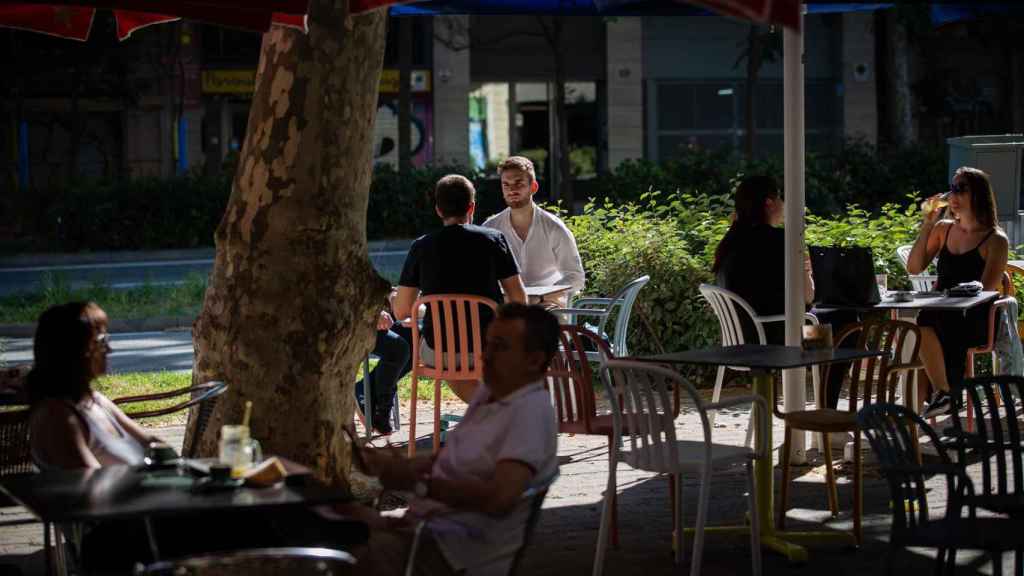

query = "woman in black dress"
(906, 167), (1009, 417)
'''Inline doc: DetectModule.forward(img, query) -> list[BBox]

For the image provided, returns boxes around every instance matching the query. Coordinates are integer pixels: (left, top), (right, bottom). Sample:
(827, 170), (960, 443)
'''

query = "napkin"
(243, 456), (288, 487)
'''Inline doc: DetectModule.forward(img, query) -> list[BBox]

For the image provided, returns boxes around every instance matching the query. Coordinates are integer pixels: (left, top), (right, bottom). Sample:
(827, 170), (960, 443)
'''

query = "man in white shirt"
(483, 156), (585, 307)
(352, 303), (560, 576)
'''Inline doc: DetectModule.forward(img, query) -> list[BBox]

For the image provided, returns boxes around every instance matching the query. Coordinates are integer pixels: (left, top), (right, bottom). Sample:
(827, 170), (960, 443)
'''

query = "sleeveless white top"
(32, 391), (146, 470)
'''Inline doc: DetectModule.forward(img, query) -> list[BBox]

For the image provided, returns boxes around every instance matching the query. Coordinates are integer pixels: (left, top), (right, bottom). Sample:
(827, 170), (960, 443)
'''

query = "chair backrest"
(857, 403), (964, 541)
(507, 471), (559, 575)
(895, 245), (912, 268)
(546, 326), (614, 434)
(895, 244), (938, 291)
(949, 375), (1024, 506)
(600, 359), (707, 471)
(115, 381), (229, 459)
(832, 319), (920, 412)
(698, 283), (766, 346)
(604, 275), (650, 357)
(134, 547), (356, 575)
(0, 409), (33, 477)
(410, 294), (498, 380)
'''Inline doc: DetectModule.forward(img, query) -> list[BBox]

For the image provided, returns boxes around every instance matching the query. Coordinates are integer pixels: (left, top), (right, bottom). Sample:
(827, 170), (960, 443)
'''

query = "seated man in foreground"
(391, 174), (527, 402)
(483, 156), (585, 307)
(353, 303), (560, 576)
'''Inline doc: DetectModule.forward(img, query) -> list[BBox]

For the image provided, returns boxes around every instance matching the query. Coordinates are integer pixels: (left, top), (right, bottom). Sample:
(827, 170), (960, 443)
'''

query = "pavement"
(0, 391), (1005, 576)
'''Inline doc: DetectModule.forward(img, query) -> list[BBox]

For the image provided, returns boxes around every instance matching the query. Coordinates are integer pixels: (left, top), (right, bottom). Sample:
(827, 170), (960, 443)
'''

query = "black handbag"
(809, 245), (881, 307)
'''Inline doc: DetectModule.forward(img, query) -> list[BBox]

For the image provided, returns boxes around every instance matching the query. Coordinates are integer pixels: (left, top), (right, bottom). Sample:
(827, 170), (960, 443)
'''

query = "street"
(0, 249), (409, 296)
(3, 331), (194, 373)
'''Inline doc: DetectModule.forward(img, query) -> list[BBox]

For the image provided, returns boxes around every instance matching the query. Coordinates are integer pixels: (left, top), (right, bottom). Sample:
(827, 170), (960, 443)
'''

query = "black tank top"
(935, 224), (995, 290)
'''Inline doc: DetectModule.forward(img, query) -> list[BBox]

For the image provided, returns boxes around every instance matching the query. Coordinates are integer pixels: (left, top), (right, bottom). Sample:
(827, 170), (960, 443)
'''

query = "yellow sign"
(202, 70), (256, 94)
(202, 68), (432, 95)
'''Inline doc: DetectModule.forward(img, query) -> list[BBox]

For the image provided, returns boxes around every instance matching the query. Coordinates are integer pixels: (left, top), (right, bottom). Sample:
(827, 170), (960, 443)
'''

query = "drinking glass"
(218, 425), (263, 478)
(875, 273), (888, 297)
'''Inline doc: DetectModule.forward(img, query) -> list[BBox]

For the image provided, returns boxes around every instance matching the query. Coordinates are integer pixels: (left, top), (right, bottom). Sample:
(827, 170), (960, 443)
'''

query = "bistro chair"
(547, 325), (674, 547)
(403, 472), (559, 576)
(408, 294), (497, 456)
(113, 381), (228, 458)
(554, 275), (650, 361)
(963, 295), (1018, 433)
(895, 245), (939, 292)
(859, 403), (1024, 575)
(698, 283), (821, 439)
(593, 359), (765, 576)
(135, 547), (356, 575)
(776, 319), (921, 546)
(948, 375), (1024, 519)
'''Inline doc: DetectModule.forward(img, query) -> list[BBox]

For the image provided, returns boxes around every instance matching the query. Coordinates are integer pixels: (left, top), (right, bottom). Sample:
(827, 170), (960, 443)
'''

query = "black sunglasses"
(951, 181), (970, 194)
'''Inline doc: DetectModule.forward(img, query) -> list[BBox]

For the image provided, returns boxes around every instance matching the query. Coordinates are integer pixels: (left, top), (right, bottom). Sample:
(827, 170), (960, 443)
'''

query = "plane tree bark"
(186, 0), (390, 488)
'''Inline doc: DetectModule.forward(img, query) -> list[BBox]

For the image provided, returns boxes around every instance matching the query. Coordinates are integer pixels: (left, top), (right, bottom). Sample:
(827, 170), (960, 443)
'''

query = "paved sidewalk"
(0, 393), (1003, 575)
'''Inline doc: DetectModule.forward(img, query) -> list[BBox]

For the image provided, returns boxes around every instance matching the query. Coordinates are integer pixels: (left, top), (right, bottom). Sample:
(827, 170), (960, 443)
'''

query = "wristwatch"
(413, 474), (431, 498)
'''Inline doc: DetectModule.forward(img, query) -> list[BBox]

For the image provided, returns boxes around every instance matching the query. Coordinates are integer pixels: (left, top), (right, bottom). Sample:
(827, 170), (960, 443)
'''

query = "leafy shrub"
(564, 199), (718, 356)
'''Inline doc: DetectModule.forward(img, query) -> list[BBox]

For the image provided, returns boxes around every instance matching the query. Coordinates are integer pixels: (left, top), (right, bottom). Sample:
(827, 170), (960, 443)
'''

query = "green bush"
(564, 199), (718, 357)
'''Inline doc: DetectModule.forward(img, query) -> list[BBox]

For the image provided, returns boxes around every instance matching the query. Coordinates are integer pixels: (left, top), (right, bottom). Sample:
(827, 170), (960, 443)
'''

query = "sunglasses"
(951, 181), (970, 194)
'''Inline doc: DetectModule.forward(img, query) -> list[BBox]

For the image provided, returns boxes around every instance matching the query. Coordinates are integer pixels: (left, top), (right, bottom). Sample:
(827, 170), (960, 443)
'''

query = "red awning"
(690, 0), (800, 30)
(0, 0), (408, 41)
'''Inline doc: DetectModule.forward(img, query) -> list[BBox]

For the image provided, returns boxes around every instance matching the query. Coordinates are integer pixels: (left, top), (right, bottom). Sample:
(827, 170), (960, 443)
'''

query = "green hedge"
(565, 191), (929, 357)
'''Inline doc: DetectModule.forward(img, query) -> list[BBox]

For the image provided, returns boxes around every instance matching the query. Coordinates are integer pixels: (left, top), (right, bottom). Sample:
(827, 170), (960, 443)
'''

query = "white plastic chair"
(357, 354), (401, 440)
(593, 360), (765, 576)
(554, 275), (650, 361)
(698, 284), (820, 445)
(895, 244), (938, 292)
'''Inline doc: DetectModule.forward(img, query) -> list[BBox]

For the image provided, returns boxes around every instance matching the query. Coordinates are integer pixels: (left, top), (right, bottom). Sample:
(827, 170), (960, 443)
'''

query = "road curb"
(0, 239), (414, 268)
(0, 316), (195, 338)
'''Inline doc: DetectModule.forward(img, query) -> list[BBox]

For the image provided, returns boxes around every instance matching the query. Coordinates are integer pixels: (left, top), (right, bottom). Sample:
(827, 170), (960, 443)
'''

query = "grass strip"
(0, 271), (207, 324)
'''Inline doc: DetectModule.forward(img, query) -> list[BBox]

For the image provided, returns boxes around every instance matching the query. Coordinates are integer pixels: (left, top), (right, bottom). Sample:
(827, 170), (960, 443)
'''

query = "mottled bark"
(187, 0), (389, 489)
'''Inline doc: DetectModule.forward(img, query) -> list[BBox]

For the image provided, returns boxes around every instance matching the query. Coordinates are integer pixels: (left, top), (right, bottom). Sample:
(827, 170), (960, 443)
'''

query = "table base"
(676, 525), (858, 563)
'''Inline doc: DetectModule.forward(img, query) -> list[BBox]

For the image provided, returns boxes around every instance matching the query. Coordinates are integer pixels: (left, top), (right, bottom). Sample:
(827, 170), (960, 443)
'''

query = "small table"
(0, 459), (350, 570)
(638, 344), (884, 563)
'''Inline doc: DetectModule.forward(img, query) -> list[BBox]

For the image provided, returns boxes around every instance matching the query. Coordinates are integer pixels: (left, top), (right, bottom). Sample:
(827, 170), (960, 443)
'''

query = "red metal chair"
(408, 294), (498, 456)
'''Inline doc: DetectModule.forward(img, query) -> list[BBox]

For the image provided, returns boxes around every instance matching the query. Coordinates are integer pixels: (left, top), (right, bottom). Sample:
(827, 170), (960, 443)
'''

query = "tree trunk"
(187, 0), (390, 489)
(887, 11), (915, 146)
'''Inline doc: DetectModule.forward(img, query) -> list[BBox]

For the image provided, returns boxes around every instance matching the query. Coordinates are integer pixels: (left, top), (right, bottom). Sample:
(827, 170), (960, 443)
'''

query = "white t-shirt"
(483, 204), (585, 297)
(417, 380), (558, 576)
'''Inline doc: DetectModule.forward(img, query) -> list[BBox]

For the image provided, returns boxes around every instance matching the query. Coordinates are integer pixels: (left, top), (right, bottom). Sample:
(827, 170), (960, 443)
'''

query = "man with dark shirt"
(391, 174), (527, 401)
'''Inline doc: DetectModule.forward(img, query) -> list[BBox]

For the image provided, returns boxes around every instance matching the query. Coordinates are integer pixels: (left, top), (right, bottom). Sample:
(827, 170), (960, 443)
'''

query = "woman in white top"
(28, 301), (161, 470)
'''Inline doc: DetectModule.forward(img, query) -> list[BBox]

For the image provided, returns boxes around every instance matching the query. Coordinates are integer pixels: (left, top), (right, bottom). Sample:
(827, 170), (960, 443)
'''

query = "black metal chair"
(134, 546), (356, 575)
(858, 403), (1024, 575)
(113, 380), (228, 458)
(403, 472), (559, 576)
(948, 375), (1024, 519)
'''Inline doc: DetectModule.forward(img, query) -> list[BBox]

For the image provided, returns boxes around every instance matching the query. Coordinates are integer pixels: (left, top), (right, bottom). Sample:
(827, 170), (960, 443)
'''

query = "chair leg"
(710, 366), (726, 430)
(43, 521), (52, 576)
(778, 426), (793, 529)
(669, 474), (677, 556)
(822, 432), (839, 517)
(408, 374), (419, 457)
(674, 472), (685, 567)
(689, 468), (710, 576)
(592, 452), (618, 576)
(432, 379), (442, 454)
(933, 548), (946, 576)
(853, 431), (863, 546)
(746, 460), (762, 576)
(992, 548), (1003, 576)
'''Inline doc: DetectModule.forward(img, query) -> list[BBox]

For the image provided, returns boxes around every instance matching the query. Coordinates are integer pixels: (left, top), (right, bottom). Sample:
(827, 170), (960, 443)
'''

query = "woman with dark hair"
(28, 301), (162, 469)
(712, 175), (814, 344)
(907, 166), (1009, 417)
